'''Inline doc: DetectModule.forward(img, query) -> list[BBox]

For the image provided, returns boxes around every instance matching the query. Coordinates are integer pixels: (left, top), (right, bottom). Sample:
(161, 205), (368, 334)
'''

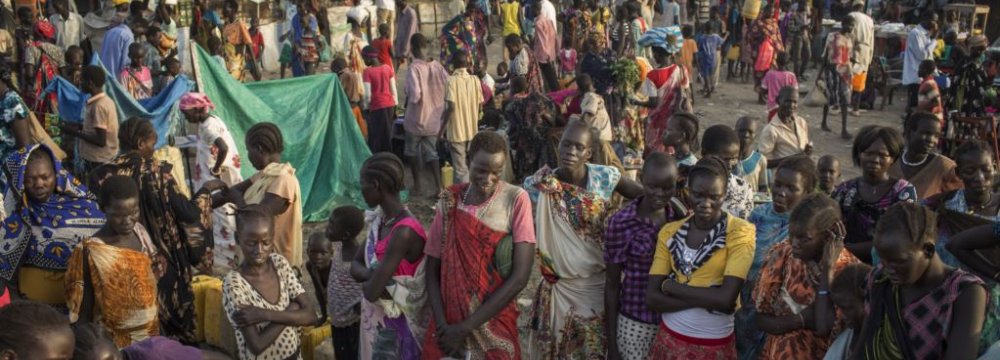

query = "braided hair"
(0, 301), (71, 357)
(669, 112), (701, 153)
(875, 202), (938, 247)
(775, 155), (819, 192)
(688, 155), (730, 191)
(362, 152), (406, 194)
(246, 122), (284, 154)
(118, 117), (156, 152)
(789, 193), (842, 235)
(236, 204), (276, 237)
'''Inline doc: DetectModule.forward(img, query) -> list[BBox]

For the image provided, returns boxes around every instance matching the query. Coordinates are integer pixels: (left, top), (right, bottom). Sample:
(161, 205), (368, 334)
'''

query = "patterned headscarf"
(969, 35), (989, 48)
(639, 26), (684, 54)
(179, 92), (215, 111)
(34, 20), (56, 41)
(0, 144), (104, 281)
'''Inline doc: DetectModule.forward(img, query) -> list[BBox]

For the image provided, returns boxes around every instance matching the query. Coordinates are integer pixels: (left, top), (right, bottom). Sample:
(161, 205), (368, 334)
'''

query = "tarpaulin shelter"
(44, 55), (193, 149)
(192, 44), (370, 221)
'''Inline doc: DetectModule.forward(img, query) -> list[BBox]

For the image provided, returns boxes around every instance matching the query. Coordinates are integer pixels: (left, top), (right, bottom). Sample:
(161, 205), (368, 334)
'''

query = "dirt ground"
(290, 25), (911, 357)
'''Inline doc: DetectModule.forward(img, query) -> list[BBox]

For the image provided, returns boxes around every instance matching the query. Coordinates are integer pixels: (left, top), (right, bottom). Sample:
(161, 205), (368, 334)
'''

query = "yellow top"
(501, 2), (521, 37)
(649, 215), (756, 288)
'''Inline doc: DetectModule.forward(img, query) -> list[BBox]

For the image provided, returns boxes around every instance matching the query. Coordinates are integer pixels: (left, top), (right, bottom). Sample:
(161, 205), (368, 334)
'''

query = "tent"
(192, 44), (370, 222)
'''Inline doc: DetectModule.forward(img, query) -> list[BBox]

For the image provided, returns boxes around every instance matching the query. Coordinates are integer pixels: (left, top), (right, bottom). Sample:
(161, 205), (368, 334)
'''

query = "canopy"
(192, 44), (370, 221)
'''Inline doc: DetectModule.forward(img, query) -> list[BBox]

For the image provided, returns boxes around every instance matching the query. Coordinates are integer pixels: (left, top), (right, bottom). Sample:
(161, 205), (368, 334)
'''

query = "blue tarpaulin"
(43, 55), (192, 149)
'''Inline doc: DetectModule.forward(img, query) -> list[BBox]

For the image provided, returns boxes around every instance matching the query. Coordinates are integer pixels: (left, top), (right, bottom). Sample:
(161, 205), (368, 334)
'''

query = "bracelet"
(817, 289), (830, 296)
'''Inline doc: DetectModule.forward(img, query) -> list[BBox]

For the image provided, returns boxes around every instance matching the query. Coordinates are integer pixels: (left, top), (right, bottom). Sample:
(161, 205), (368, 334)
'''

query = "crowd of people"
(1, 0), (1000, 359)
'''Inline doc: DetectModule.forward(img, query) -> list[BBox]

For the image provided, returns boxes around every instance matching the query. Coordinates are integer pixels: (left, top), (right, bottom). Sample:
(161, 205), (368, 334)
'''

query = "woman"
(66, 175), (161, 348)
(737, 155), (818, 358)
(635, 28), (692, 154)
(524, 121), (643, 359)
(645, 156), (756, 358)
(351, 153), (427, 359)
(221, 0), (253, 82)
(747, 8), (784, 98)
(229, 123), (302, 268)
(888, 112), (963, 199)
(854, 203), (988, 359)
(179, 93), (243, 273)
(423, 131), (536, 359)
(832, 125), (917, 263)
(504, 77), (560, 181)
(927, 139), (1000, 354)
(503, 34), (543, 94)
(439, 1), (488, 70)
(0, 65), (30, 160)
(341, 17), (368, 78)
(90, 118), (218, 343)
(22, 20), (64, 114)
(223, 206), (319, 359)
(605, 152), (687, 360)
(0, 144), (104, 308)
(754, 194), (861, 359)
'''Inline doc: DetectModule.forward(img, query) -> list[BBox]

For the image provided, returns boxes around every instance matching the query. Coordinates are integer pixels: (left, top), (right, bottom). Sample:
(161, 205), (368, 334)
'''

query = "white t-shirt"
(660, 2), (681, 27)
(660, 243), (734, 339)
(376, 0), (394, 10)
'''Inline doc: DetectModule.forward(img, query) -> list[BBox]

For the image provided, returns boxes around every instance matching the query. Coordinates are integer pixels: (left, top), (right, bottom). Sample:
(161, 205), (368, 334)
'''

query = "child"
(333, 57), (367, 139)
(0, 302), (74, 358)
(735, 116), (768, 193)
(66, 175), (161, 347)
(325, 205), (365, 360)
(817, 155), (841, 195)
(760, 51), (798, 114)
(208, 35), (226, 67)
(350, 153), (427, 359)
(559, 34), (577, 78)
(361, 46), (397, 154)
(60, 65), (119, 174)
(821, 15), (854, 140)
(701, 124), (755, 218)
(495, 61), (510, 95)
(305, 232), (331, 322)
(299, 16), (319, 75)
(223, 206), (319, 360)
(60, 45), (84, 88)
(120, 43), (154, 100)
(916, 59), (944, 125)
(678, 24), (697, 82)
(155, 57), (181, 94)
(248, 16), (264, 80)
(371, 23), (394, 71)
(822, 263), (872, 360)
(696, 22), (724, 97)
(279, 37), (293, 79)
(663, 112), (700, 167)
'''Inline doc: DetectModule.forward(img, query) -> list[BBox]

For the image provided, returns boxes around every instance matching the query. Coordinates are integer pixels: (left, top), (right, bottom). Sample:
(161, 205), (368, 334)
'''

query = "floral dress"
(0, 90), (28, 159)
(224, 253), (306, 360)
(832, 178), (917, 257)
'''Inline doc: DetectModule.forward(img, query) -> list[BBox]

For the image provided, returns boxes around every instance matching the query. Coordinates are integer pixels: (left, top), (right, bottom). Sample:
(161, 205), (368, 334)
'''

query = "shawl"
(645, 64), (692, 153)
(533, 17), (558, 63)
(439, 10), (488, 69)
(363, 208), (428, 338)
(245, 162), (302, 267)
(0, 144), (104, 282)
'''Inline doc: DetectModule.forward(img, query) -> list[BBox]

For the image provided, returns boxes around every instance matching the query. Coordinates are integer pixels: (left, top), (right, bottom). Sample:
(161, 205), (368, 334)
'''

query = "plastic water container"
(442, 162), (454, 188)
(742, 0), (762, 20)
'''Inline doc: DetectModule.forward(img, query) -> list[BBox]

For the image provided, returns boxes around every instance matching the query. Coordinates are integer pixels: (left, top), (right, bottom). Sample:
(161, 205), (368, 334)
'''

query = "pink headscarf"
(179, 92), (215, 111)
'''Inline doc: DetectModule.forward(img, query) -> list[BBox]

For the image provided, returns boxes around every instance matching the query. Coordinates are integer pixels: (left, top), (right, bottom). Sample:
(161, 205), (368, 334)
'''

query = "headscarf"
(639, 26), (684, 54)
(33, 20), (56, 42)
(361, 45), (378, 59)
(969, 35), (988, 48)
(179, 92), (215, 111)
(0, 145), (104, 281)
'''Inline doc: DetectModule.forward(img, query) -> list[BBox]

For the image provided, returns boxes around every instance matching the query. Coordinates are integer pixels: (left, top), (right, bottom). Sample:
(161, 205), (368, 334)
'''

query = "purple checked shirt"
(604, 197), (684, 324)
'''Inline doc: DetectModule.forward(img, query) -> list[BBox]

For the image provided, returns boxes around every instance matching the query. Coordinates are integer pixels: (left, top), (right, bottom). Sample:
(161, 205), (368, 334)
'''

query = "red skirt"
(648, 323), (736, 360)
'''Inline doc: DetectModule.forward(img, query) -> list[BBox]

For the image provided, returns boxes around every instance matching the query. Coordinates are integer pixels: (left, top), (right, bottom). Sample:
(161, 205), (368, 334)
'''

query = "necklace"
(463, 183), (499, 219)
(901, 149), (930, 167)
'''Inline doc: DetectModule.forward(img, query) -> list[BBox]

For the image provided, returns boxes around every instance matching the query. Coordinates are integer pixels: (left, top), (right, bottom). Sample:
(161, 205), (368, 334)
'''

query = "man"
(99, 17), (142, 81)
(759, 86), (813, 167)
(539, 0), (557, 25)
(847, 0), (874, 116)
(403, 34), (449, 198)
(441, 51), (483, 184)
(376, 0), (396, 43)
(523, 120), (643, 359)
(50, 0), (83, 51)
(533, 8), (559, 91)
(903, 17), (937, 112)
(60, 66), (118, 176)
(393, 0), (418, 69)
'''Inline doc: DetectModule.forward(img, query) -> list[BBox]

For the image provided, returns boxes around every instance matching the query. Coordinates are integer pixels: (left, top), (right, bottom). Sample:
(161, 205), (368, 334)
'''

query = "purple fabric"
(604, 198), (678, 324)
(122, 337), (201, 360)
(99, 24), (134, 81)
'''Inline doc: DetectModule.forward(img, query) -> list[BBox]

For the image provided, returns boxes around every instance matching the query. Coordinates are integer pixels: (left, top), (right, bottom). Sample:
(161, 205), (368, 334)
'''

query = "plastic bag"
(804, 80), (828, 107)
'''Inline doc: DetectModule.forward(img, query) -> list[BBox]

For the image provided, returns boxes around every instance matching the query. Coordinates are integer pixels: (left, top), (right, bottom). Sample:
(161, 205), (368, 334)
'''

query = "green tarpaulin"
(193, 45), (370, 222)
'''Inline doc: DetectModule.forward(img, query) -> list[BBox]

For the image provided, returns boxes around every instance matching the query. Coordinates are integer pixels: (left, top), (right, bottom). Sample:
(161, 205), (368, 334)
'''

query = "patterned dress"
(224, 253), (306, 360)
(524, 164), (621, 360)
(0, 90), (28, 160)
(832, 178), (918, 260)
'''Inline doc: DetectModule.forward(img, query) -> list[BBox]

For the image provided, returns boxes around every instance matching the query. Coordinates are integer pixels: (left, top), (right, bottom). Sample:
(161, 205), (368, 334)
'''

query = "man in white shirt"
(50, 0), (83, 51)
(847, 0), (874, 116)
(903, 18), (938, 112)
(539, 0), (557, 26)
